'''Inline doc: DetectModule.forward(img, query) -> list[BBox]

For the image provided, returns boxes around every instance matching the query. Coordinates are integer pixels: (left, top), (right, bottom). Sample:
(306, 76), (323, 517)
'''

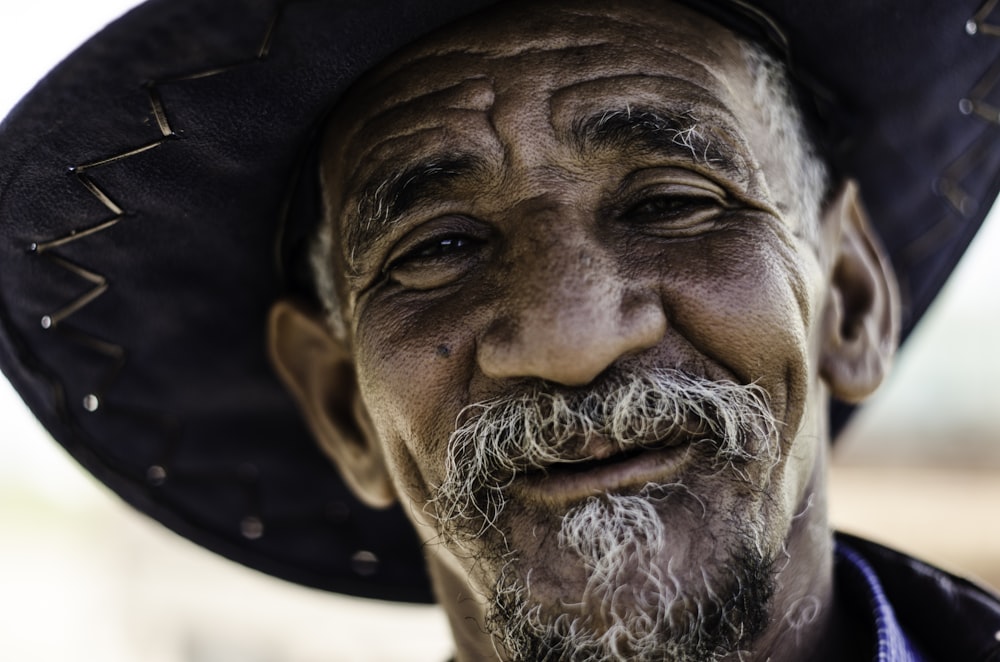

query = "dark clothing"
(836, 532), (1000, 661)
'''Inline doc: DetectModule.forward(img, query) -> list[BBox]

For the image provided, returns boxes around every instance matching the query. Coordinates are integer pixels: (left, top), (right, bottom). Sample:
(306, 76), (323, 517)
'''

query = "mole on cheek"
(436, 344), (452, 358)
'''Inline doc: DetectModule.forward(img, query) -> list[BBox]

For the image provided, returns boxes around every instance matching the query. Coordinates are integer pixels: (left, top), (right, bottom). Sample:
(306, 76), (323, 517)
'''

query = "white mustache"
(429, 368), (781, 540)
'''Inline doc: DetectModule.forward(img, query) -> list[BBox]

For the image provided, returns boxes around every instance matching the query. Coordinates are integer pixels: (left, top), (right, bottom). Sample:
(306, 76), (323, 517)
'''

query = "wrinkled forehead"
(359, 2), (741, 102)
(324, 0), (754, 165)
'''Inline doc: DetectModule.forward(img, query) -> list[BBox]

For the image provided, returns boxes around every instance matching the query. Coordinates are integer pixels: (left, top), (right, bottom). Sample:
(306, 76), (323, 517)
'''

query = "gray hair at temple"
(309, 39), (829, 338)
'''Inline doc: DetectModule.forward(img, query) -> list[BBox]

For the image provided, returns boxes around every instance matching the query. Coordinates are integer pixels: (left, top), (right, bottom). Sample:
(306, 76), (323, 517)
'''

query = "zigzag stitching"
(962, 53), (1000, 124)
(31, 2), (289, 380)
(968, 0), (1000, 36)
(28, 2), (298, 523)
(936, 137), (994, 219)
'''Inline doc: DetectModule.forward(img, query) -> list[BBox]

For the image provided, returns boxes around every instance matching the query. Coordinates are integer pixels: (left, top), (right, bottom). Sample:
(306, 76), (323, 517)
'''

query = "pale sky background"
(1, 2), (998, 661)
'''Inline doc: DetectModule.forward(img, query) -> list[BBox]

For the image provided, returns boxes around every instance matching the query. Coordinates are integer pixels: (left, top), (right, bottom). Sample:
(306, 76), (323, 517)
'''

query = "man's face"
(320, 1), (833, 658)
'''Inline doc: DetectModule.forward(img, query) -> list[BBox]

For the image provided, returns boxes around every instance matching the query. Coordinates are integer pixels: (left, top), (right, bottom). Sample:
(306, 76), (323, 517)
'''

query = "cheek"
(649, 230), (818, 421)
(652, 229), (827, 525)
(352, 294), (481, 501)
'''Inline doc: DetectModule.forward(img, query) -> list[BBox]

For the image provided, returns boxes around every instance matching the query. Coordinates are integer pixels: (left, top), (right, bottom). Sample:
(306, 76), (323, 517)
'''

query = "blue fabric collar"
(836, 540), (928, 662)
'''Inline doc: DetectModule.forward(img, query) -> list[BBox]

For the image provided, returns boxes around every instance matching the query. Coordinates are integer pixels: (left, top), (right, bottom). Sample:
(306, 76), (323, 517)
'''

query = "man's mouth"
(512, 434), (695, 506)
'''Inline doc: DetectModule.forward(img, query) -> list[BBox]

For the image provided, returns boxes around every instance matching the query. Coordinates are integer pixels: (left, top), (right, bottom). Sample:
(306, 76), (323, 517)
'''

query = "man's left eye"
(622, 194), (723, 226)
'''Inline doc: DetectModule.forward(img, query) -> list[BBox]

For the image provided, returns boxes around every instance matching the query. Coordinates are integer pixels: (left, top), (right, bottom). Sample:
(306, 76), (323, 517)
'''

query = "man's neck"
(737, 457), (866, 662)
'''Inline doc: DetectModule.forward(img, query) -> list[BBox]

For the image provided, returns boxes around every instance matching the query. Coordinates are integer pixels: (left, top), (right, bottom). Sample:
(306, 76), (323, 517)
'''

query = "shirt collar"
(836, 540), (928, 662)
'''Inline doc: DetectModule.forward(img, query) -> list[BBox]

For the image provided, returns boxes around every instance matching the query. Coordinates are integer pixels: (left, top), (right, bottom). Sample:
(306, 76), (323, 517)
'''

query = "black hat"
(1, 0), (998, 603)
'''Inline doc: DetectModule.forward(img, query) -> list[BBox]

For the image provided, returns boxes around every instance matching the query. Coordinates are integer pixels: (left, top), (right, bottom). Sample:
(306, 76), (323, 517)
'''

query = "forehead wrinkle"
(358, 44), (614, 121)
(350, 108), (489, 168)
(369, 39), (725, 108)
(536, 48), (732, 115)
(374, 10), (734, 87)
(422, 38), (614, 61)
(367, 39), (613, 89)
(355, 75), (495, 125)
(383, 82), (490, 115)
(365, 0), (733, 79)
(342, 80), (496, 164)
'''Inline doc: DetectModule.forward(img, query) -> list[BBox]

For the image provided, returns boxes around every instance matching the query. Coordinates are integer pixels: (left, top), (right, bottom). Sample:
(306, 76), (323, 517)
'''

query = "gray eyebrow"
(572, 106), (747, 179)
(345, 155), (485, 264)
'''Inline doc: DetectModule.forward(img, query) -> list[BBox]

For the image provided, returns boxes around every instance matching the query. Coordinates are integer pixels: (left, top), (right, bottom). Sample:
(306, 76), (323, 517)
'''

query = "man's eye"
(623, 194), (722, 224)
(390, 235), (479, 267)
(409, 236), (475, 260)
(384, 233), (484, 290)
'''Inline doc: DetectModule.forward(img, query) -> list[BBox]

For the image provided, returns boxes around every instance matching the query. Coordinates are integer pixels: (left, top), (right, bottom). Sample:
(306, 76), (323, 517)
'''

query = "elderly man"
(1, 0), (999, 660)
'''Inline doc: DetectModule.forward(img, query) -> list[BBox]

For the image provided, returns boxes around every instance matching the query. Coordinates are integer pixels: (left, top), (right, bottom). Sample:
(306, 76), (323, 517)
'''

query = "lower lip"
(512, 444), (693, 507)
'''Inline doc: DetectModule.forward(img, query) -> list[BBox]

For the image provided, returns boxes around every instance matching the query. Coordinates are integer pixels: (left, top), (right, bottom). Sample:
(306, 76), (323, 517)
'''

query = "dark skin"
(269, 1), (899, 659)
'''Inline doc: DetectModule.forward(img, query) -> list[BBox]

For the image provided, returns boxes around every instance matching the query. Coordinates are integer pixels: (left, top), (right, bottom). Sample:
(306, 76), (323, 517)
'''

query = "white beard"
(488, 485), (776, 662)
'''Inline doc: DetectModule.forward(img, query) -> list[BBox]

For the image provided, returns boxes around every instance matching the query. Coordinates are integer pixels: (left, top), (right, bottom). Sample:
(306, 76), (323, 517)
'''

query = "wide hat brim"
(1, 0), (999, 603)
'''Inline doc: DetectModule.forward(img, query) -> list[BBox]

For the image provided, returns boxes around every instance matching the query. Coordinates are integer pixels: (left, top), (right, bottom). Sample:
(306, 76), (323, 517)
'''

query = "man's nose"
(476, 249), (667, 386)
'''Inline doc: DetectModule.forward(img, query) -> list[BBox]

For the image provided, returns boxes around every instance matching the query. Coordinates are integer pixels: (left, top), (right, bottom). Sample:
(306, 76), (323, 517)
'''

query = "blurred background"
(1, 2), (998, 661)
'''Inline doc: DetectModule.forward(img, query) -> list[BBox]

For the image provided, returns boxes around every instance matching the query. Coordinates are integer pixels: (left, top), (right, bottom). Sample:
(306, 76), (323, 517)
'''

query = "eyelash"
(627, 195), (713, 216)
(386, 233), (482, 272)
(619, 190), (727, 226)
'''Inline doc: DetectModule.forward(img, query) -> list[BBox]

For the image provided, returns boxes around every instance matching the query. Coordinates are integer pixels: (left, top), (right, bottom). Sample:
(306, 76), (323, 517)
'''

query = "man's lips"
(511, 434), (695, 506)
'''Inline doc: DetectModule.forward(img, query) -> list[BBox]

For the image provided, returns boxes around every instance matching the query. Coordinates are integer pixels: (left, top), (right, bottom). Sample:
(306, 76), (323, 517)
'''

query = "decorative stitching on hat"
(903, 0), (1000, 271)
(26, 1), (300, 541)
(968, 0), (1000, 36)
(935, 136), (995, 220)
(937, 1), (1000, 221)
(963, 55), (1000, 125)
(30, 2), (288, 325)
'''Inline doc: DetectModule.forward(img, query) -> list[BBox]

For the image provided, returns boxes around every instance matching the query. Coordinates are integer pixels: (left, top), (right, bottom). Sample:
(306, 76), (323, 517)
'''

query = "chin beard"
(486, 487), (777, 662)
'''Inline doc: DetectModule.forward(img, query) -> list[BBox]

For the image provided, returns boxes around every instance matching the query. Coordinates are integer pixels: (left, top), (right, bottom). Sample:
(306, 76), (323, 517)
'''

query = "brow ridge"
(347, 154), (485, 264)
(572, 105), (742, 176)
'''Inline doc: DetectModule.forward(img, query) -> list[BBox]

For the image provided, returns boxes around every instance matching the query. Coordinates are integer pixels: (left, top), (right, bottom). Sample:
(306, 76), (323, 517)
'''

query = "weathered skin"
(269, 1), (899, 659)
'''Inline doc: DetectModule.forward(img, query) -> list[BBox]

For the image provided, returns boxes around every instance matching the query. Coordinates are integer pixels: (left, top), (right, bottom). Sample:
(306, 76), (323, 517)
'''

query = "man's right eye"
(384, 232), (485, 290)
(402, 235), (478, 261)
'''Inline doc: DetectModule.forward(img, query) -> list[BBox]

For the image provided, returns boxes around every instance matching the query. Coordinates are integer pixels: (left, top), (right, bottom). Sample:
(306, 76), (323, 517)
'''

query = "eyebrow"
(345, 155), (485, 264)
(571, 106), (747, 179)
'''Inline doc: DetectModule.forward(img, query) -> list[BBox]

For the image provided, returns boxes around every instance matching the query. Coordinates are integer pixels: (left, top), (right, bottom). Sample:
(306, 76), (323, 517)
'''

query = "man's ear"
(267, 299), (396, 508)
(819, 180), (901, 403)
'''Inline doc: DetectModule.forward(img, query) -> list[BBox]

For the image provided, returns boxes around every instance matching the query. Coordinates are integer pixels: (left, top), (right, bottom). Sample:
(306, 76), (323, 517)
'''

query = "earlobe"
(819, 181), (901, 403)
(267, 300), (396, 508)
